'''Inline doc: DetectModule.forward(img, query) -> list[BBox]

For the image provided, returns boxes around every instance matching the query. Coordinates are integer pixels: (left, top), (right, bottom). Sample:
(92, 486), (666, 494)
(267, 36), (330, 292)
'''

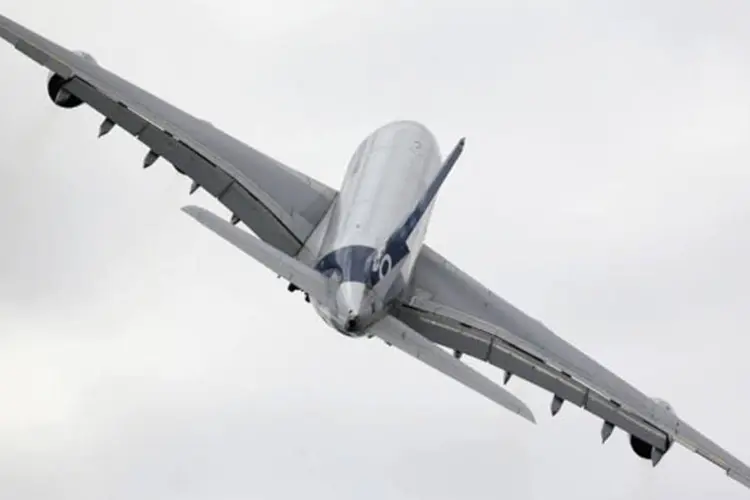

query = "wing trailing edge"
(370, 138), (465, 288)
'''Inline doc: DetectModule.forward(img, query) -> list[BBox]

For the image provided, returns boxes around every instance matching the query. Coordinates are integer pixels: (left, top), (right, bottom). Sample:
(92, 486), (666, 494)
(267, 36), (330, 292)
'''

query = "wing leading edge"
(400, 245), (750, 489)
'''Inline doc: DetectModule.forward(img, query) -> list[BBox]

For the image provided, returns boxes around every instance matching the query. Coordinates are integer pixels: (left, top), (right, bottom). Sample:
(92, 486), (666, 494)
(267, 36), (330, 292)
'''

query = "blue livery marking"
(315, 245), (378, 284)
(315, 137), (465, 290)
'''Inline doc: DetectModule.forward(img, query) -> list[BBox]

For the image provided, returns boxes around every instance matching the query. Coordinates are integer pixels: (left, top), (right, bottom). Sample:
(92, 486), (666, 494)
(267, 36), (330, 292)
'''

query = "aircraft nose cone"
(336, 281), (368, 332)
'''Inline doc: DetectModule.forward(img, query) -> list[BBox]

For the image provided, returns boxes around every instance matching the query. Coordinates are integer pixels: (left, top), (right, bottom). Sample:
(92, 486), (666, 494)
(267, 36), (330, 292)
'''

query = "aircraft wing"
(0, 13), (336, 258)
(395, 245), (750, 490)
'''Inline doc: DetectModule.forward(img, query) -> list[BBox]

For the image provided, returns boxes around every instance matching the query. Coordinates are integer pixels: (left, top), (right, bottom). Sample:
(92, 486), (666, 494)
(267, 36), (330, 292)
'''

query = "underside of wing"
(398, 245), (750, 490)
(0, 13), (336, 257)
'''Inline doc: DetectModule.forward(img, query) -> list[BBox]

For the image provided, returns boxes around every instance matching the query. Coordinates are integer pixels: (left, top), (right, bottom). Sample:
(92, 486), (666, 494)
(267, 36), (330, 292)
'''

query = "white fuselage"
(305, 120), (442, 336)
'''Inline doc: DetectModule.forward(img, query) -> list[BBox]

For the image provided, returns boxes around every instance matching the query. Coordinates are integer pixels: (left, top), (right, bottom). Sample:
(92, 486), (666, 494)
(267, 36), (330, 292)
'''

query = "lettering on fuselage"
(314, 243), (408, 289)
(310, 121), (443, 324)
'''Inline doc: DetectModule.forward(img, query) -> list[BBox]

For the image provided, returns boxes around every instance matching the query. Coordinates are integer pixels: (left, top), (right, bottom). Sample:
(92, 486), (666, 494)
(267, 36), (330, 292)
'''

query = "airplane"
(1, 12), (749, 493)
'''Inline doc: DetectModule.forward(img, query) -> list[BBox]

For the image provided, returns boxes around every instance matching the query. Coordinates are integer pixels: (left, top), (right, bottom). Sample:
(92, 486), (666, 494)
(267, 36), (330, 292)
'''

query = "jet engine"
(629, 398), (675, 464)
(46, 50), (97, 108)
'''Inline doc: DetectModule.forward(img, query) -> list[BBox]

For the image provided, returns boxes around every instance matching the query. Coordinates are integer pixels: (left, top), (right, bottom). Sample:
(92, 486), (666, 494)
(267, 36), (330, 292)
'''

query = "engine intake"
(629, 397), (675, 465)
(46, 50), (97, 108)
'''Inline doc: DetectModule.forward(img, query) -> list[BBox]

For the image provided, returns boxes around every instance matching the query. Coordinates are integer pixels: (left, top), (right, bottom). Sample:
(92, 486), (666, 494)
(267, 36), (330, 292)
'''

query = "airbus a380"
(1, 13), (748, 493)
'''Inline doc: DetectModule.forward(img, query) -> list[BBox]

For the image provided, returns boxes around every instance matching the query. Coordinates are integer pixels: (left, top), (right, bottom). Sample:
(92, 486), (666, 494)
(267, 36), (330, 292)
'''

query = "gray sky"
(1, 1), (749, 498)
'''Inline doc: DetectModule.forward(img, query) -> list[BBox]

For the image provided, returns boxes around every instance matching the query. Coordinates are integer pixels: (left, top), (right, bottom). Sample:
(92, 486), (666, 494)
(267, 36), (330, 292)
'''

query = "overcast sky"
(1, 1), (749, 498)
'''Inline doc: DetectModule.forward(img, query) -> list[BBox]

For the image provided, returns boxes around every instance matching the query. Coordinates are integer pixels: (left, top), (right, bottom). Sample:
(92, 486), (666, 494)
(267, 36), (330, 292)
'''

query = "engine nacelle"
(46, 50), (97, 108)
(629, 398), (675, 464)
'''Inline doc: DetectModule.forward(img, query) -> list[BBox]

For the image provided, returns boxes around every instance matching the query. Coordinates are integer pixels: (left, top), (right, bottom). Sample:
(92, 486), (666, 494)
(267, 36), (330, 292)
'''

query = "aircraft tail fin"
(391, 137), (464, 246)
(181, 205), (332, 303)
(370, 138), (465, 286)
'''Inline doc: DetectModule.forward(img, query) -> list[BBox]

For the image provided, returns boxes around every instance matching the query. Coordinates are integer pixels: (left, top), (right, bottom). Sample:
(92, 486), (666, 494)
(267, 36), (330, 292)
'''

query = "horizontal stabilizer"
(181, 205), (331, 303)
(372, 316), (536, 424)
